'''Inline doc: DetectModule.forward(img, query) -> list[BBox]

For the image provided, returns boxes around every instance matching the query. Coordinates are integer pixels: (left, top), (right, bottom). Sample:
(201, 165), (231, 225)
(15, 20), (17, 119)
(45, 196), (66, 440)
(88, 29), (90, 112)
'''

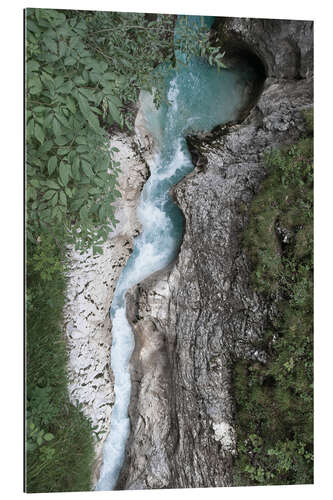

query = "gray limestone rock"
(116, 18), (313, 490)
(63, 132), (148, 487)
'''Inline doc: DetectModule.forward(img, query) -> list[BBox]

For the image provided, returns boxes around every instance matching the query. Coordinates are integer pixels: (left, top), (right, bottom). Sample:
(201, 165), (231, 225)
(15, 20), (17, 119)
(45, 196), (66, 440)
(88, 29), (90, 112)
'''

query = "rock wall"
(116, 18), (313, 489)
(63, 132), (148, 486)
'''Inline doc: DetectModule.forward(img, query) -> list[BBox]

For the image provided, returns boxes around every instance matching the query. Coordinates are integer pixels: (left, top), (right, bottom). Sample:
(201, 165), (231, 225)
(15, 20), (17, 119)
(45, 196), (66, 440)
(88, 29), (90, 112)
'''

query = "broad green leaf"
(59, 191), (67, 205)
(55, 112), (69, 128)
(76, 93), (90, 117)
(108, 100), (122, 125)
(87, 112), (101, 131)
(103, 72), (117, 80)
(80, 205), (88, 220)
(59, 40), (67, 57)
(43, 190), (56, 200)
(58, 81), (74, 95)
(44, 433), (54, 441)
(93, 246), (103, 255)
(29, 77), (43, 95)
(33, 106), (48, 113)
(57, 147), (71, 156)
(48, 156), (57, 175)
(43, 37), (57, 53)
(39, 141), (53, 154)
(77, 145), (89, 153)
(81, 160), (94, 178)
(66, 96), (76, 113)
(79, 88), (95, 100)
(59, 161), (69, 186)
(29, 177), (40, 188)
(27, 187), (37, 201)
(52, 117), (62, 137)
(28, 60), (40, 71)
(34, 123), (45, 144)
(64, 56), (76, 66)
(50, 192), (58, 206)
(108, 92), (122, 108)
(75, 136), (87, 145)
(72, 157), (80, 179)
(26, 119), (35, 138)
(45, 180), (60, 190)
(55, 136), (69, 146)
(73, 76), (86, 85)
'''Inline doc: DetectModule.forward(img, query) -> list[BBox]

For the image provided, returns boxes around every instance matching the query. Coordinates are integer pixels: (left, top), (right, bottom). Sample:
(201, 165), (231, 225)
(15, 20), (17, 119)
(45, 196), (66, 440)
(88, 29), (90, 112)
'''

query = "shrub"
(232, 108), (313, 486)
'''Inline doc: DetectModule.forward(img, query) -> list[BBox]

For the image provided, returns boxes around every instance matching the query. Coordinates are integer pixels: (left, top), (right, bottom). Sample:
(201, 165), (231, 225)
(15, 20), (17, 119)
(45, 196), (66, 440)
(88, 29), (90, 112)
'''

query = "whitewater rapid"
(95, 79), (192, 491)
(96, 15), (256, 491)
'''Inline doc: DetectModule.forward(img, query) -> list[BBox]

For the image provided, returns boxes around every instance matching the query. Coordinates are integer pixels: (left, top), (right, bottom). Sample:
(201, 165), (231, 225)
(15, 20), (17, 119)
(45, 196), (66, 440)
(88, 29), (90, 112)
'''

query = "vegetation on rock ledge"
(232, 108), (313, 486)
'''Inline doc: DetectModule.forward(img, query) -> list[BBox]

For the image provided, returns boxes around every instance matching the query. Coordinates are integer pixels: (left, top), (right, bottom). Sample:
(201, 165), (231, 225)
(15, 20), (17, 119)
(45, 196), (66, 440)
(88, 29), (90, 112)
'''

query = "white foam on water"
(96, 17), (256, 490)
(96, 83), (185, 491)
(167, 77), (180, 111)
(95, 305), (134, 491)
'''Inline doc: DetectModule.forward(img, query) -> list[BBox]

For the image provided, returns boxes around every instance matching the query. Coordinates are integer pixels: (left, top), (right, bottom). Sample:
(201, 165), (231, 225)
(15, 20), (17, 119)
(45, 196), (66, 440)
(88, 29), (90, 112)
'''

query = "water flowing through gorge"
(96, 16), (257, 491)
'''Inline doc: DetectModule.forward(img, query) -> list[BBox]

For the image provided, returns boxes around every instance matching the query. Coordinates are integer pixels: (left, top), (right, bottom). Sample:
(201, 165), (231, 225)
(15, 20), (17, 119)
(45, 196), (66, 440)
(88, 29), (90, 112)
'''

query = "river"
(96, 15), (255, 491)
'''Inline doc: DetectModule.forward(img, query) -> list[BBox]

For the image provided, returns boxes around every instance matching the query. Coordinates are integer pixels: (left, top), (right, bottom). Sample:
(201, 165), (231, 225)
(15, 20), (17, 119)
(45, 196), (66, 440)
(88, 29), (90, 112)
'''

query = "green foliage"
(26, 8), (125, 253)
(232, 109), (313, 486)
(29, 233), (64, 281)
(26, 9), (224, 252)
(243, 132), (313, 296)
(26, 236), (95, 492)
(174, 16), (226, 69)
(25, 9), (227, 491)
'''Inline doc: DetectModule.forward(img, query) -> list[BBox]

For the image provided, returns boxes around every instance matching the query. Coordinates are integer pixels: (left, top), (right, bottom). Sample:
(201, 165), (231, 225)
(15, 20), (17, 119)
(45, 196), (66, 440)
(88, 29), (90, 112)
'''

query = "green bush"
(232, 108), (313, 486)
(26, 9), (225, 252)
(26, 235), (95, 492)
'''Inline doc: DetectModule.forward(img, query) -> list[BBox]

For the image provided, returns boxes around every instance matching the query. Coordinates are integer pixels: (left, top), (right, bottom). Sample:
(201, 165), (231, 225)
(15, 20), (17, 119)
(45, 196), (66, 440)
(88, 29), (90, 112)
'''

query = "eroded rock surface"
(117, 18), (313, 490)
(63, 132), (148, 486)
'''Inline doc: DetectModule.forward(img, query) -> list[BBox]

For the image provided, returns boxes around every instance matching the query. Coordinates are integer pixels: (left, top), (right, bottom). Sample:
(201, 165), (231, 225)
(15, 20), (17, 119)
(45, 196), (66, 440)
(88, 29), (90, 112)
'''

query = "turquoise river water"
(96, 15), (256, 491)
